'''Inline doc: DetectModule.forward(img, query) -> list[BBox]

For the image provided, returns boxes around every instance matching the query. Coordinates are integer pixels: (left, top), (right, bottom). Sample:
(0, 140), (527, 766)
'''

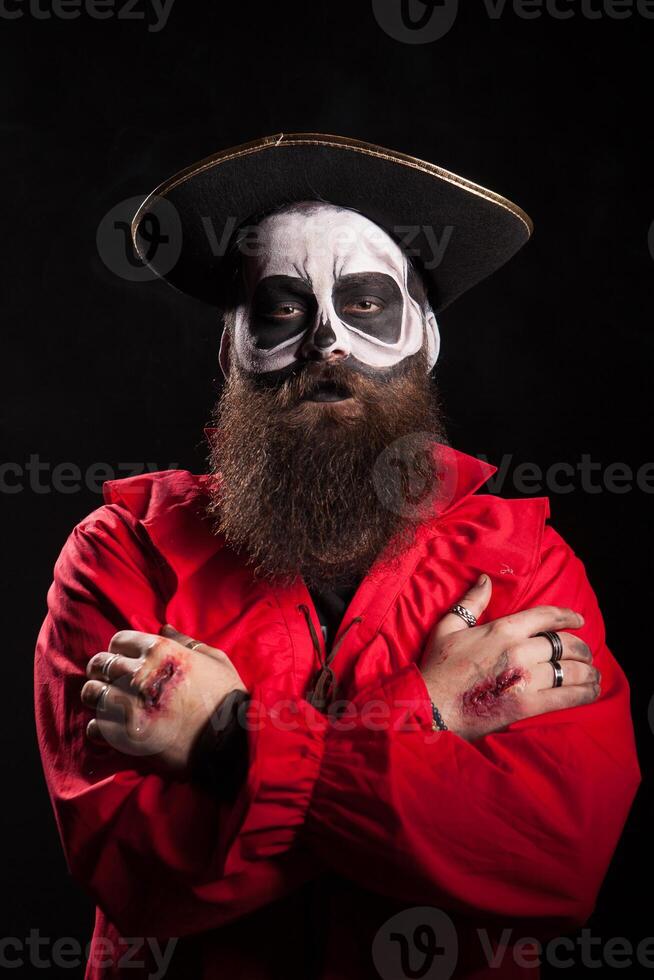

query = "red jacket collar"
(431, 442), (497, 516)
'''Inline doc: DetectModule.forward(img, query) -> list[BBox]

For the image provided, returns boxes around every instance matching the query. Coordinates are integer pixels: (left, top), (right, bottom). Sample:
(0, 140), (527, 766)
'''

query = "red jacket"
(34, 445), (641, 979)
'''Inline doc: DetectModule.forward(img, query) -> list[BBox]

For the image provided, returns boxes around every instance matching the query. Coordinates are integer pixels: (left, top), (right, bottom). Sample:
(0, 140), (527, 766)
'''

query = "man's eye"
(342, 299), (383, 315)
(266, 304), (305, 320)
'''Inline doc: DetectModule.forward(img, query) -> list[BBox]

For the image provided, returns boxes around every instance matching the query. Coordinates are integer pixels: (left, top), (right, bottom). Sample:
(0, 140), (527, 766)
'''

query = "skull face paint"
(221, 203), (440, 377)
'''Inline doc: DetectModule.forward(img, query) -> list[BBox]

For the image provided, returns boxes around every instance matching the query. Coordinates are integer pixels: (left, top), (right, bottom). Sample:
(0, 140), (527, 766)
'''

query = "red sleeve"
(260, 522), (639, 936)
(34, 504), (328, 938)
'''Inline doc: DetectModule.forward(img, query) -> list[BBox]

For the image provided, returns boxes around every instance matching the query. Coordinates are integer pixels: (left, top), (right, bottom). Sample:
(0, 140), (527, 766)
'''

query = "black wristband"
(189, 688), (251, 801)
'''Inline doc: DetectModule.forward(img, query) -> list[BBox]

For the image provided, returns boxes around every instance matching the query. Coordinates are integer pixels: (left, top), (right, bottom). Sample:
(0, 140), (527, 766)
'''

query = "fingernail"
(477, 574), (488, 587)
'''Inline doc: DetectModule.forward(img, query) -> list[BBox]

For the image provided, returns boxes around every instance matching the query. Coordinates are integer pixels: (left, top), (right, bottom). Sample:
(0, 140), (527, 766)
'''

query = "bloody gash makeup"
(141, 657), (183, 714)
(218, 202), (441, 377)
(461, 667), (527, 716)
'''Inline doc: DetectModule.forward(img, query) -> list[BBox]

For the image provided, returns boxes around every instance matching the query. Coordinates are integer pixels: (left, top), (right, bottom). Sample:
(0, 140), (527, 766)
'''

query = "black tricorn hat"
(131, 132), (533, 313)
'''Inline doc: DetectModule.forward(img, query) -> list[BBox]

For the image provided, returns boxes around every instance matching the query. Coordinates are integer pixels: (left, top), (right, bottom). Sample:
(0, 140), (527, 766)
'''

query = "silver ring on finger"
(536, 630), (563, 662)
(101, 654), (120, 682)
(97, 683), (111, 711)
(551, 661), (564, 688)
(186, 639), (202, 651)
(450, 603), (477, 628)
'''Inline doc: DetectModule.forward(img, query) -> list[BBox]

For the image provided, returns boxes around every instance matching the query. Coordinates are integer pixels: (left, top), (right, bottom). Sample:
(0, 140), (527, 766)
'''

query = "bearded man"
(35, 133), (640, 980)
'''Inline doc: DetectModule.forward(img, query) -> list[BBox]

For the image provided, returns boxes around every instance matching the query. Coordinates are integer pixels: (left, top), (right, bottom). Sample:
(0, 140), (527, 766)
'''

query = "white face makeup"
(220, 203), (440, 377)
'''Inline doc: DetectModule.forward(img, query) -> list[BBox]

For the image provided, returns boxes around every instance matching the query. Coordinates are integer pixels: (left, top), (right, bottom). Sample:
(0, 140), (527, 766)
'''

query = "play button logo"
(372, 0), (459, 42)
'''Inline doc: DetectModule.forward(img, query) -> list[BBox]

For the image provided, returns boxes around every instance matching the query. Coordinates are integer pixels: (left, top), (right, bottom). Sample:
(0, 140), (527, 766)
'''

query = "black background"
(4, 0), (653, 975)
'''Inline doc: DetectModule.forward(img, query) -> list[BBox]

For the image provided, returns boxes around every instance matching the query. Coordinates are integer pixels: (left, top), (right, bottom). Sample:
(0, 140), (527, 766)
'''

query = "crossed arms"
(34, 503), (641, 940)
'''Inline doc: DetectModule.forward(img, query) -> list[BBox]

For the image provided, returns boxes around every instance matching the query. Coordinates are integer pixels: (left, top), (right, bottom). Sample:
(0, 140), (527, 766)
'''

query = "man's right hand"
(420, 574), (601, 741)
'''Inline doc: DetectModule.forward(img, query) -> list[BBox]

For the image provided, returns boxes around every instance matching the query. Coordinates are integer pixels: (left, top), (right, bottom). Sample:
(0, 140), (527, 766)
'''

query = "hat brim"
(131, 132), (533, 313)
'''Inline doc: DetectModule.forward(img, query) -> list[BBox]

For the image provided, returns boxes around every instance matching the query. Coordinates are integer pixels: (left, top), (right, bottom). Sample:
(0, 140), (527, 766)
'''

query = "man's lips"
(300, 380), (352, 403)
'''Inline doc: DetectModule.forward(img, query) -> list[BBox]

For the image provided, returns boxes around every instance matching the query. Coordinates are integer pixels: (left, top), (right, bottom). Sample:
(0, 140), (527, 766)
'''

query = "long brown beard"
(206, 343), (449, 591)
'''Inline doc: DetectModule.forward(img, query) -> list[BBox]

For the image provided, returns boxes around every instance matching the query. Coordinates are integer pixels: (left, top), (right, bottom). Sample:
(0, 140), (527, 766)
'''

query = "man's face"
(210, 202), (446, 591)
(220, 202), (440, 395)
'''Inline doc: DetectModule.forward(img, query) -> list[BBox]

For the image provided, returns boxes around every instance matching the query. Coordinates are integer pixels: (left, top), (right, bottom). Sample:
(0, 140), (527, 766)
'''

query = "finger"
(434, 574), (493, 639)
(108, 631), (196, 679)
(509, 632), (593, 667)
(80, 679), (133, 717)
(108, 629), (164, 658)
(160, 623), (203, 649)
(530, 660), (600, 691)
(86, 717), (107, 743)
(86, 651), (142, 681)
(482, 605), (584, 643)
(160, 623), (225, 662)
(518, 680), (601, 719)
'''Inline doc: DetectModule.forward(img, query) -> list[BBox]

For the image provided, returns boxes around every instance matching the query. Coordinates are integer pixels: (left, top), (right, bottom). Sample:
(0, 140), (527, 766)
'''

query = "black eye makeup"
(333, 273), (404, 343)
(250, 275), (317, 349)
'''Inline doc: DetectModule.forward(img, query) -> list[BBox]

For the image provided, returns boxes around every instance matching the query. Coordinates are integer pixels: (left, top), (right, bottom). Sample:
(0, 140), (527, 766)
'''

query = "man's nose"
(298, 316), (348, 362)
